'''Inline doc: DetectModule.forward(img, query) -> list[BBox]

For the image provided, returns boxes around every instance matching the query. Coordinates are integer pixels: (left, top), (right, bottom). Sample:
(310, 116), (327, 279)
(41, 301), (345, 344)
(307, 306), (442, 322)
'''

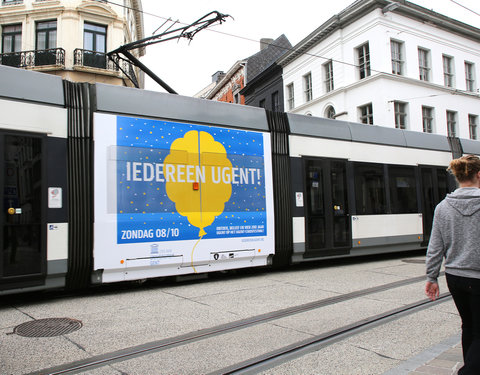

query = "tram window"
(437, 168), (449, 201)
(307, 166), (324, 215)
(388, 166), (417, 213)
(354, 163), (386, 215)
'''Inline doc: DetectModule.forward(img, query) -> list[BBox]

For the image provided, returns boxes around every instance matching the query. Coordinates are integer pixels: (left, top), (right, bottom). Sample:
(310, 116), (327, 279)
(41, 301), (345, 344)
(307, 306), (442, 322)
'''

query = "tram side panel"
(92, 111), (275, 283)
(287, 123), (455, 262)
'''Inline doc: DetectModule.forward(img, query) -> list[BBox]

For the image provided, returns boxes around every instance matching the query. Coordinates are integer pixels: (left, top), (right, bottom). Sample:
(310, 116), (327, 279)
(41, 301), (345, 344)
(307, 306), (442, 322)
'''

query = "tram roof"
(287, 112), (454, 152)
(0, 65), (64, 106)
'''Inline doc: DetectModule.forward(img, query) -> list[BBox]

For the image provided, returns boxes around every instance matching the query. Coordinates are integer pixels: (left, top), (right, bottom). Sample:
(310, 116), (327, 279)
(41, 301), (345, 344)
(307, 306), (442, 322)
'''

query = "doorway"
(1, 132), (46, 289)
(304, 158), (351, 257)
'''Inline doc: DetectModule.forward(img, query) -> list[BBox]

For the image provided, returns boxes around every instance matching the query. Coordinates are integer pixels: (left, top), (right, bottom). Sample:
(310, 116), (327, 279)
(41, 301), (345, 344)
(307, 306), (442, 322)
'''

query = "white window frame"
(418, 47), (430, 82)
(447, 110), (457, 137)
(394, 101), (407, 129)
(303, 72), (312, 102)
(469, 114), (478, 140)
(323, 60), (334, 92)
(391, 40), (404, 75)
(465, 61), (475, 92)
(359, 103), (373, 124)
(422, 106), (434, 133)
(286, 83), (294, 110)
(443, 55), (454, 88)
(325, 105), (336, 119)
(357, 42), (371, 79)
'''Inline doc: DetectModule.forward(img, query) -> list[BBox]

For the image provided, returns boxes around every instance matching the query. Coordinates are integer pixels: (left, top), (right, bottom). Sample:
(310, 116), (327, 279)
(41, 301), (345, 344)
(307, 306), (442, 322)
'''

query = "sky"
(138, 0), (479, 96)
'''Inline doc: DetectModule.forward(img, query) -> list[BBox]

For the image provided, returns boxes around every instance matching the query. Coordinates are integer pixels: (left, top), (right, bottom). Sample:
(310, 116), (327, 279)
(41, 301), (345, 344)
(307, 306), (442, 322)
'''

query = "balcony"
(74, 48), (138, 84)
(0, 47), (137, 85)
(74, 48), (108, 69)
(2, 0), (24, 5)
(0, 48), (65, 68)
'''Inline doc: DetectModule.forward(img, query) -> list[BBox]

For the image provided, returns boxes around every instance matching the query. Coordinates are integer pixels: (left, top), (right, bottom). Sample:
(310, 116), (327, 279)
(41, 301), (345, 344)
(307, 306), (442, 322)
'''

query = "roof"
(245, 34), (292, 83)
(278, 0), (480, 67)
(205, 60), (246, 99)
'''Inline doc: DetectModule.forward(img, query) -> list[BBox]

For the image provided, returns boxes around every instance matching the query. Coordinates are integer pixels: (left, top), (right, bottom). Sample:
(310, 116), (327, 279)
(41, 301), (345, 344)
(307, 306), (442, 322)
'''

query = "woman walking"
(425, 154), (480, 375)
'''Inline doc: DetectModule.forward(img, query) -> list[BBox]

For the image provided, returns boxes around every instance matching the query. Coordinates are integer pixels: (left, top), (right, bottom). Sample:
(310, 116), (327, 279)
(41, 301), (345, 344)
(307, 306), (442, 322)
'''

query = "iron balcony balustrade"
(74, 48), (137, 82)
(2, 0), (24, 5)
(0, 48), (65, 68)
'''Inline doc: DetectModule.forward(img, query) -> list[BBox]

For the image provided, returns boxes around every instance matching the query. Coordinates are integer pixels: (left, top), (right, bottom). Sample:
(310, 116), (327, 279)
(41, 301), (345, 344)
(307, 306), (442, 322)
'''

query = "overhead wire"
(104, 0), (479, 100)
(449, 0), (480, 17)
(103, 0), (385, 75)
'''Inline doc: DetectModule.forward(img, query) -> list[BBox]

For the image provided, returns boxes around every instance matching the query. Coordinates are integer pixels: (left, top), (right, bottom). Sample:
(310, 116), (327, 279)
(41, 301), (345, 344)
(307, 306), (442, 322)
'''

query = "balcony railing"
(2, 0), (24, 5)
(0, 48), (65, 68)
(0, 47), (137, 85)
(74, 48), (138, 84)
(74, 48), (108, 69)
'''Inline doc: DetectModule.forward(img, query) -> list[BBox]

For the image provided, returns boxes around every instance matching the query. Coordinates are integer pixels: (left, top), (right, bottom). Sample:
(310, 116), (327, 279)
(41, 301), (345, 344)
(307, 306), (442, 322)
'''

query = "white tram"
(0, 65), (478, 295)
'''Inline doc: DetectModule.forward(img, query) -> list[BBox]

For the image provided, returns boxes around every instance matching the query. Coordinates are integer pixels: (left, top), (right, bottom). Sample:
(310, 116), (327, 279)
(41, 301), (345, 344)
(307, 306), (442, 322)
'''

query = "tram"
(1, 65), (478, 295)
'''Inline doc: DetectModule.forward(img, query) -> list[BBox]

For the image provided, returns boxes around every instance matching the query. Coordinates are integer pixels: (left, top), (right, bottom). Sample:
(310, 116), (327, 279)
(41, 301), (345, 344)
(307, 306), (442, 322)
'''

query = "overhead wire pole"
(108, 11), (231, 94)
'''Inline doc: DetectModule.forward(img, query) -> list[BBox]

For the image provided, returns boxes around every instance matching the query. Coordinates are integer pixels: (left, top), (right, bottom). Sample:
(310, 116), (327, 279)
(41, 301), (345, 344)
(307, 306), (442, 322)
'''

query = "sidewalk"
(383, 334), (463, 375)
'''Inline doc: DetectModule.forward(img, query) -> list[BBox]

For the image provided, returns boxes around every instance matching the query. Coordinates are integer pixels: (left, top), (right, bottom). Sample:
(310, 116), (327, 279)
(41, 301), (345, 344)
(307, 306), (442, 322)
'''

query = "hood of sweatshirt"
(445, 187), (480, 216)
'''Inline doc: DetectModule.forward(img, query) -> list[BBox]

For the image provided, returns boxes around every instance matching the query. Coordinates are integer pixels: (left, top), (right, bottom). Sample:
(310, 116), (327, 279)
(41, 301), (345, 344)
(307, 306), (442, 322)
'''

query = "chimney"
(212, 71), (226, 83)
(260, 38), (274, 51)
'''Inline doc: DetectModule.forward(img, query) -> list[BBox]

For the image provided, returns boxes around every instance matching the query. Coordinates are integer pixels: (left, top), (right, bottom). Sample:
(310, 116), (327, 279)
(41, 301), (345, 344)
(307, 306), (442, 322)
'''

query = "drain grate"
(14, 318), (83, 337)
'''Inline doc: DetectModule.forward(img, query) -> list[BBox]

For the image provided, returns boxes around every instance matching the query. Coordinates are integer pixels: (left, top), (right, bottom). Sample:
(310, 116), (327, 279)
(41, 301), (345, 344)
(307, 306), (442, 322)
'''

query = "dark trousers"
(446, 273), (480, 375)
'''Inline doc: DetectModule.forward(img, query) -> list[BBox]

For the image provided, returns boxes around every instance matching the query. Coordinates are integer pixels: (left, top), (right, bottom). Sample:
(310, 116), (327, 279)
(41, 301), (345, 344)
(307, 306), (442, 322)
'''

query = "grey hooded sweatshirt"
(426, 187), (480, 283)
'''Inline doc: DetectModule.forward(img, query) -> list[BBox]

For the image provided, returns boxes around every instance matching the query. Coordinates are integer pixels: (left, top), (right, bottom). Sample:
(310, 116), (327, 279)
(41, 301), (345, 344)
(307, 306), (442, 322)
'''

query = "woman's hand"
(425, 281), (440, 301)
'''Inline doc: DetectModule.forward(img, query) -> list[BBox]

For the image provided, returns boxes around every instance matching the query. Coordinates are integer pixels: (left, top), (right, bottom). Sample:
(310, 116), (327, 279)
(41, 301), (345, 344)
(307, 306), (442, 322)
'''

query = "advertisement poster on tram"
(93, 113), (274, 279)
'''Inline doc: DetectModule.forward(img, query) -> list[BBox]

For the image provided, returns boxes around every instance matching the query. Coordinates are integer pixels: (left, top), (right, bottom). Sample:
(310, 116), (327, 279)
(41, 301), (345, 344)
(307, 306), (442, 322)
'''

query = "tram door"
(304, 159), (351, 257)
(0, 133), (45, 289)
(420, 166), (451, 245)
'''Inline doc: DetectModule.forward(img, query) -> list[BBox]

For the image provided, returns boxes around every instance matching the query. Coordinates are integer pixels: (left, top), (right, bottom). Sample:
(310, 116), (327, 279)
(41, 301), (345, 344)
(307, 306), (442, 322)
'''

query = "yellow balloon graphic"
(164, 130), (232, 237)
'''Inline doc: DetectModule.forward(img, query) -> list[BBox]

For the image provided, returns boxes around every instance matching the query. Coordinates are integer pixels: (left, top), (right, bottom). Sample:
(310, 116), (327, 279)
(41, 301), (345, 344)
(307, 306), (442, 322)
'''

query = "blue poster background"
(116, 116), (267, 244)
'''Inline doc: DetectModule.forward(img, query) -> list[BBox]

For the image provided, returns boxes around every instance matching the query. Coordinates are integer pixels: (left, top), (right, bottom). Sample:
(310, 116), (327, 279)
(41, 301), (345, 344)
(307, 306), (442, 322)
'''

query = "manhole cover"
(402, 259), (425, 264)
(14, 318), (82, 337)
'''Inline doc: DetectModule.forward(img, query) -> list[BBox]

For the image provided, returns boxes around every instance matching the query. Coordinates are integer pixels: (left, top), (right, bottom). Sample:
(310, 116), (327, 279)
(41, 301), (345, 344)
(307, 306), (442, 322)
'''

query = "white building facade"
(279, 0), (480, 140)
(0, 0), (144, 87)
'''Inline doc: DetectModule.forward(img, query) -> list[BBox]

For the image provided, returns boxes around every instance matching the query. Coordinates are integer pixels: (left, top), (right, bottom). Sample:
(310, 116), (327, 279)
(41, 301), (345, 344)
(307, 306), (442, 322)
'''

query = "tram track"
(209, 293), (452, 375)
(27, 273), (443, 375)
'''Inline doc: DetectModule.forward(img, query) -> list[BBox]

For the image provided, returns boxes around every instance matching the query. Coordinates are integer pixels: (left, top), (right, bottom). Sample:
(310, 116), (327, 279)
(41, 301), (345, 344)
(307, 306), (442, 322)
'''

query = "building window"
(2, 0), (23, 4)
(325, 105), (336, 119)
(83, 22), (107, 68)
(303, 72), (312, 102)
(286, 83), (294, 110)
(84, 22), (106, 53)
(418, 48), (430, 81)
(469, 114), (478, 140)
(323, 60), (334, 92)
(447, 110), (457, 137)
(391, 40), (404, 75)
(271, 91), (279, 112)
(465, 62), (475, 92)
(422, 106), (434, 133)
(357, 43), (371, 79)
(36, 20), (56, 50)
(34, 20), (57, 66)
(259, 99), (265, 108)
(359, 103), (373, 124)
(1, 24), (21, 53)
(443, 55), (454, 88)
(394, 101), (407, 129)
